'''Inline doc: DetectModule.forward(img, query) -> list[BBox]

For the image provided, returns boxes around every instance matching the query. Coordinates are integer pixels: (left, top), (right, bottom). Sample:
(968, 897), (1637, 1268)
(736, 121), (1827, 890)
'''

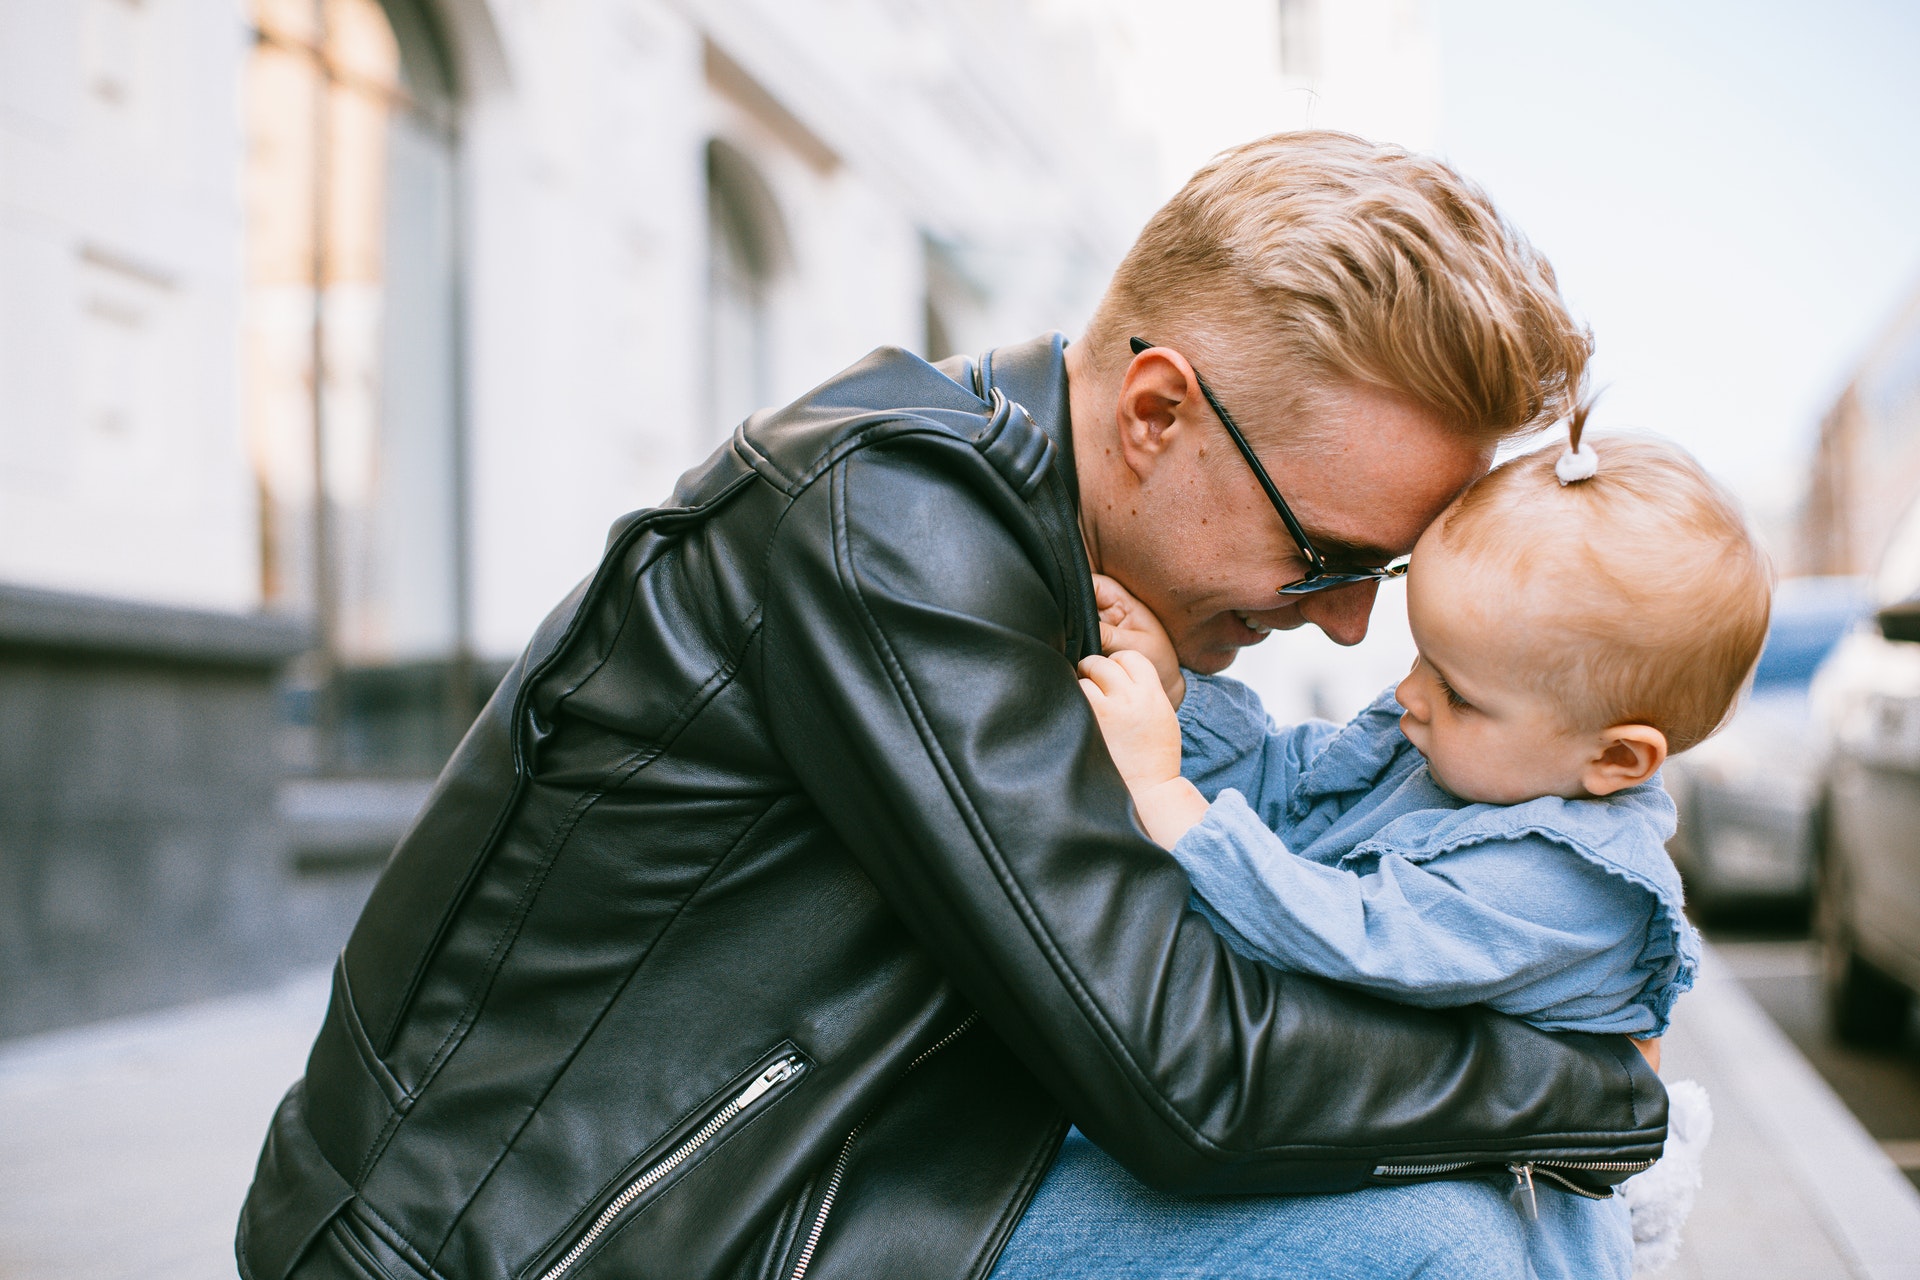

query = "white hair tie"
(1556, 441), (1598, 485)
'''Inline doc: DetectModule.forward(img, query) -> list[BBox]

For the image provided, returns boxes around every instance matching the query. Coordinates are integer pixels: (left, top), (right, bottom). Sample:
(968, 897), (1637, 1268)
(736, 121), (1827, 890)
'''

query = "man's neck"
(1063, 340), (1114, 577)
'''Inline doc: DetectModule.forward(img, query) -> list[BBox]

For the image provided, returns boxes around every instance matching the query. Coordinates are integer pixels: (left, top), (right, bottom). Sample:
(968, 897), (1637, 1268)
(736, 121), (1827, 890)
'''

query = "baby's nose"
(1395, 672), (1426, 718)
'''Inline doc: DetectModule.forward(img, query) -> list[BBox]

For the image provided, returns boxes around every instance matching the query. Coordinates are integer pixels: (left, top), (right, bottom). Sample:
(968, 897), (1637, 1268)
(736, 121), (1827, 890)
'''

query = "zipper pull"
(734, 1056), (803, 1111)
(1507, 1164), (1539, 1220)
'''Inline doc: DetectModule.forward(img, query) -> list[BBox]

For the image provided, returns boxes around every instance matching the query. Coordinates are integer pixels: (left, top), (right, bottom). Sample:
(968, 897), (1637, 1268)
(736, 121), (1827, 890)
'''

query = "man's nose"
(1297, 580), (1379, 647)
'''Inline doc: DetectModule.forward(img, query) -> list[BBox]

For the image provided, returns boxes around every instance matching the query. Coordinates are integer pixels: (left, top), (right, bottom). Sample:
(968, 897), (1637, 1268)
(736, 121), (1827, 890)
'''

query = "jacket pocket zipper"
(786, 1014), (978, 1280)
(538, 1055), (805, 1280)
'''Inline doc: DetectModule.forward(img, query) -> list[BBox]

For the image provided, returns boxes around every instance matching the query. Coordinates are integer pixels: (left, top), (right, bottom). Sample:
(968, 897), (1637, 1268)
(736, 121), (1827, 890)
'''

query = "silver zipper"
(1508, 1163), (1539, 1220)
(1374, 1154), (1654, 1207)
(1372, 1159), (1477, 1177)
(787, 1121), (862, 1280)
(1533, 1157), (1655, 1201)
(1538, 1157), (1657, 1172)
(1531, 1166), (1615, 1200)
(787, 1014), (978, 1280)
(539, 1055), (804, 1280)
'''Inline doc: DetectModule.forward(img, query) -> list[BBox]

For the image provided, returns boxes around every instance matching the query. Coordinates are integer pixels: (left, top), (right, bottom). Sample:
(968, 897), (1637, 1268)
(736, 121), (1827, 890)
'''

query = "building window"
(706, 139), (788, 440)
(244, 0), (467, 773)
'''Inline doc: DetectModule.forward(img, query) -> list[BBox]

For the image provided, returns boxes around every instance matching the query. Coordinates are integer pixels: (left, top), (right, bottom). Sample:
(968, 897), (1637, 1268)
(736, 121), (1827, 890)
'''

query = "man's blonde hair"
(1083, 131), (1590, 443)
(1439, 435), (1774, 753)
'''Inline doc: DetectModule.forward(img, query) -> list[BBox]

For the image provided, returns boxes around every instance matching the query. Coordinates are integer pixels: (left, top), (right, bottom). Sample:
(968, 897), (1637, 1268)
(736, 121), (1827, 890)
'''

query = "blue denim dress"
(1172, 673), (1700, 1279)
(1170, 675), (1698, 1038)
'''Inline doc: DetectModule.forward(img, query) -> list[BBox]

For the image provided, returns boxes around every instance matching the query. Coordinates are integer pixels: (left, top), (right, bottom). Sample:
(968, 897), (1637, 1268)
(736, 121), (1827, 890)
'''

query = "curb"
(1682, 943), (1920, 1279)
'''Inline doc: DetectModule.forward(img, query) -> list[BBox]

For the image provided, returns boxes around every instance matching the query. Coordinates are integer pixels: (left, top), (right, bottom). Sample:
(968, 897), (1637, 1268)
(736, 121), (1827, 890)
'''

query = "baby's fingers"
(1091, 573), (1145, 621)
(1109, 648), (1166, 692)
(1076, 653), (1140, 697)
(1091, 573), (1128, 610)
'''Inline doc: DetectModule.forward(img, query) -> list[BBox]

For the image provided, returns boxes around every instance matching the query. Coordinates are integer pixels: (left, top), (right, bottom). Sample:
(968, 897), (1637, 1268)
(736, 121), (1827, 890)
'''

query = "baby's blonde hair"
(1082, 131), (1591, 445)
(1439, 432), (1773, 753)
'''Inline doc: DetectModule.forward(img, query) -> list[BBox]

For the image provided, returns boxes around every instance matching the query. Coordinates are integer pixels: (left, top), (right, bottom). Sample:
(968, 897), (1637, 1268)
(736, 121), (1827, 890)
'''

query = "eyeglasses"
(1129, 338), (1410, 597)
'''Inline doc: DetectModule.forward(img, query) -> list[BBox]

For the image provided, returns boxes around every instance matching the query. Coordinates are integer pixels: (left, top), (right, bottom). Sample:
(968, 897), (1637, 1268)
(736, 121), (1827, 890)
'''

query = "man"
(239, 133), (1662, 1280)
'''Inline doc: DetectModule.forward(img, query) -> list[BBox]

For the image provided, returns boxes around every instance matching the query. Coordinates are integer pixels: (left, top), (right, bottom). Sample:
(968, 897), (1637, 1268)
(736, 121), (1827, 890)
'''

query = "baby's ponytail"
(1555, 397), (1599, 485)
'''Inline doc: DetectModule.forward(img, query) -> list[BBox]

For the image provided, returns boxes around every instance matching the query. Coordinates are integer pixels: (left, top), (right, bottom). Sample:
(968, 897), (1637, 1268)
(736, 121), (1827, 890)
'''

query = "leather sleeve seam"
(819, 455), (1229, 1164)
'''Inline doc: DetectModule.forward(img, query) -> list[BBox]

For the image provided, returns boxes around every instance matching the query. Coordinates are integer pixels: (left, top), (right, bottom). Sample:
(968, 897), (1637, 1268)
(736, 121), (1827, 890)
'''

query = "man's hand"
(1078, 650), (1211, 848)
(1093, 574), (1184, 706)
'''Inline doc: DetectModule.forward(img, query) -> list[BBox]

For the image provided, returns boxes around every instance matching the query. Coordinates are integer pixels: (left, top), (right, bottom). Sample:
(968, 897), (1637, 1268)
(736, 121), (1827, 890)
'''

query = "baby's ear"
(1582, 725), (1668, 796)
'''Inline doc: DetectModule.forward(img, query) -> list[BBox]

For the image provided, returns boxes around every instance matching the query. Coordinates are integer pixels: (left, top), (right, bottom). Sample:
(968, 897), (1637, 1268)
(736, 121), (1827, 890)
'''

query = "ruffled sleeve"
(1172, 779), (1700, 1035)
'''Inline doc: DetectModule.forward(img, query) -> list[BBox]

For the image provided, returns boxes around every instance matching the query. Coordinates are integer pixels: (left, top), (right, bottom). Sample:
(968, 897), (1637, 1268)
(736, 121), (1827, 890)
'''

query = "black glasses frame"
(1129, 337), (1409, 597)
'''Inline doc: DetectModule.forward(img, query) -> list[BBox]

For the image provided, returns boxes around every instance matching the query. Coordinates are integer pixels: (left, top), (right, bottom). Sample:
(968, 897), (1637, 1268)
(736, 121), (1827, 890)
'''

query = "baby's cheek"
(1427, 727), (1492, 793)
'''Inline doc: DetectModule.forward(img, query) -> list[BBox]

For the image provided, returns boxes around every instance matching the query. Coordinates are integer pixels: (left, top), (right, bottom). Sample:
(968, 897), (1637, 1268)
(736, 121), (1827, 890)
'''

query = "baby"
(1078, 428), (1771, 1279)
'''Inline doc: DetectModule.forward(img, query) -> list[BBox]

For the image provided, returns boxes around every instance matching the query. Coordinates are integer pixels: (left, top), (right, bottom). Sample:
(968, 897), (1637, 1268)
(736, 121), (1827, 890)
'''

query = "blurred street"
(1707, 931), (1920, 1195)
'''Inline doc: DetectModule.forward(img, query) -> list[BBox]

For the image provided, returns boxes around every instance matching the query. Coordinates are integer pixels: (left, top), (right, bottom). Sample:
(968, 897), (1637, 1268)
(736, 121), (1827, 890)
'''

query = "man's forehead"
(1283, 491), (1424, 563)
(1272, 421), (1491, 562)
(1305, 527), (1405, 566)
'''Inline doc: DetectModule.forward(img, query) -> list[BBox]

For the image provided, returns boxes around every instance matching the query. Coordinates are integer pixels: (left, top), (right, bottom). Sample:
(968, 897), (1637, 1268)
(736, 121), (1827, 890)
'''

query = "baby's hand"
(1092, 574), (1183, 706)
(1077, 650), (1182, 792)
(1078, 650), (1212, 848)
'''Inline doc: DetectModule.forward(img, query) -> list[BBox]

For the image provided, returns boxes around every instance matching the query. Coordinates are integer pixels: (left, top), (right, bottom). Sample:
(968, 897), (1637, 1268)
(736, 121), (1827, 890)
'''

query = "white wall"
(457, 0), (1167, 659)
(0, 0), (257, 613)
(453, 1), (710, 656)
(1051, 0), (1441, 192)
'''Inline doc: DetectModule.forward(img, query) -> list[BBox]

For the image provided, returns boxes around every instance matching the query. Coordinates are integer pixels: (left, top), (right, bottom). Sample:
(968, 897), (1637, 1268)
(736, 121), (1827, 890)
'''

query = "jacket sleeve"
(1171, 792), (1665, 1035)
(1177, 672), (1339, 829)
(757, 434), (1665, 1194)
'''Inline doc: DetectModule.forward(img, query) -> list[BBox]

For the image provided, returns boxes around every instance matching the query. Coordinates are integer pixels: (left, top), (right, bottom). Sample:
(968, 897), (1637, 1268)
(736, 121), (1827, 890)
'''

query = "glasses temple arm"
(1128, 337), (1326, 578)
(1191, 379), (1325, 575)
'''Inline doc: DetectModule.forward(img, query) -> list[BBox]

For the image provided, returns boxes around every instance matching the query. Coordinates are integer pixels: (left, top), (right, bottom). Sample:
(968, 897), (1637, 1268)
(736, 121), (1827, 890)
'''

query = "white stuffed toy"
(1620, 1080), (1713, 1275)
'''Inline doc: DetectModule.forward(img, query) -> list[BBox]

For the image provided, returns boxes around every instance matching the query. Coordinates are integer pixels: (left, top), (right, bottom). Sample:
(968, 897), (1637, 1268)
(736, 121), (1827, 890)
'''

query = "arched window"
(244, 0), (465, 771)
(706, 139), (788, 440)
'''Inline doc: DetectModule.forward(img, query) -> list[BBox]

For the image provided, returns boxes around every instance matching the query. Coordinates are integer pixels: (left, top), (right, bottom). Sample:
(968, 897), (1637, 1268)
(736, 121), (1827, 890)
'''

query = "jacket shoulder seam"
(735, 412), (983, 499)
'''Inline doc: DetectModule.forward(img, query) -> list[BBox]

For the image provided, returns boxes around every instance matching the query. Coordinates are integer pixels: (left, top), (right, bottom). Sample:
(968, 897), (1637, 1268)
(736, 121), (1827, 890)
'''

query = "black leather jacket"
(239, 334), (1666, 1280)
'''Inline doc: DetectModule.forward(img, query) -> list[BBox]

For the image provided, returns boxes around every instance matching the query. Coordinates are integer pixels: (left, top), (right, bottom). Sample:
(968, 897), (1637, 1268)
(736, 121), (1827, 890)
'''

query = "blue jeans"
(990, 1129), (1629, 1280)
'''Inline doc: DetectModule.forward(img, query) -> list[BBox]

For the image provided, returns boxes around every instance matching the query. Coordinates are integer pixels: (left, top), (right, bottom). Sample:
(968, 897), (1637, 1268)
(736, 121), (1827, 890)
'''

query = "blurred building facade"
(0, 0), (1438, 1037)
(1799, 282), (1920, 580)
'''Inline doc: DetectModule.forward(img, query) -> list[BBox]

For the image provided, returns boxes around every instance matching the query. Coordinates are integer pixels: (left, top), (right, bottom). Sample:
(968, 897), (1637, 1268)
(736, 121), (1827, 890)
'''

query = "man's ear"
(1115, 348), (1201, 482)
(1580, 724), (1668, 797)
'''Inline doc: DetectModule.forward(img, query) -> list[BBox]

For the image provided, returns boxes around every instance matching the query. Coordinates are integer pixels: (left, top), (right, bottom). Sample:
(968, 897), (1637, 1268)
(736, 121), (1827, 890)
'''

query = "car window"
(1751, 579), (1870, 692)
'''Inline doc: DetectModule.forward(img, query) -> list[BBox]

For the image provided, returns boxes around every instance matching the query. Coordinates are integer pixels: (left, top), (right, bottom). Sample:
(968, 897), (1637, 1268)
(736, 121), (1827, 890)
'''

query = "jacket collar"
(975, 332), (1098, 659)
(978, 332), (1076, 505)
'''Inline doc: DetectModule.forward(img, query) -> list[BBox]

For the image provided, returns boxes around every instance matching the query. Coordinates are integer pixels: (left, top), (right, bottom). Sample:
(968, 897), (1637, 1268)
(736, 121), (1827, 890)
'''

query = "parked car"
(1813, 505), (1920, 1045)
(1666, 576), (1869, 918)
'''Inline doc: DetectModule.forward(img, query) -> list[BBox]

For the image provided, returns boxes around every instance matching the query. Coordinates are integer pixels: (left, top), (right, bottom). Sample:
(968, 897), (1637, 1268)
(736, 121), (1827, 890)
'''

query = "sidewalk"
(3, 946), (1918, 1279)
(1654, 947), (1920, 1278)
(0, 970), (328, 1280)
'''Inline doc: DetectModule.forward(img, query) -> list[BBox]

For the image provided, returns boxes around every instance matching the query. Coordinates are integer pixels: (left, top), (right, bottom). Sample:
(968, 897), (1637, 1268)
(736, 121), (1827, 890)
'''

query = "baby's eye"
(1435, 676), (1471, 711)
